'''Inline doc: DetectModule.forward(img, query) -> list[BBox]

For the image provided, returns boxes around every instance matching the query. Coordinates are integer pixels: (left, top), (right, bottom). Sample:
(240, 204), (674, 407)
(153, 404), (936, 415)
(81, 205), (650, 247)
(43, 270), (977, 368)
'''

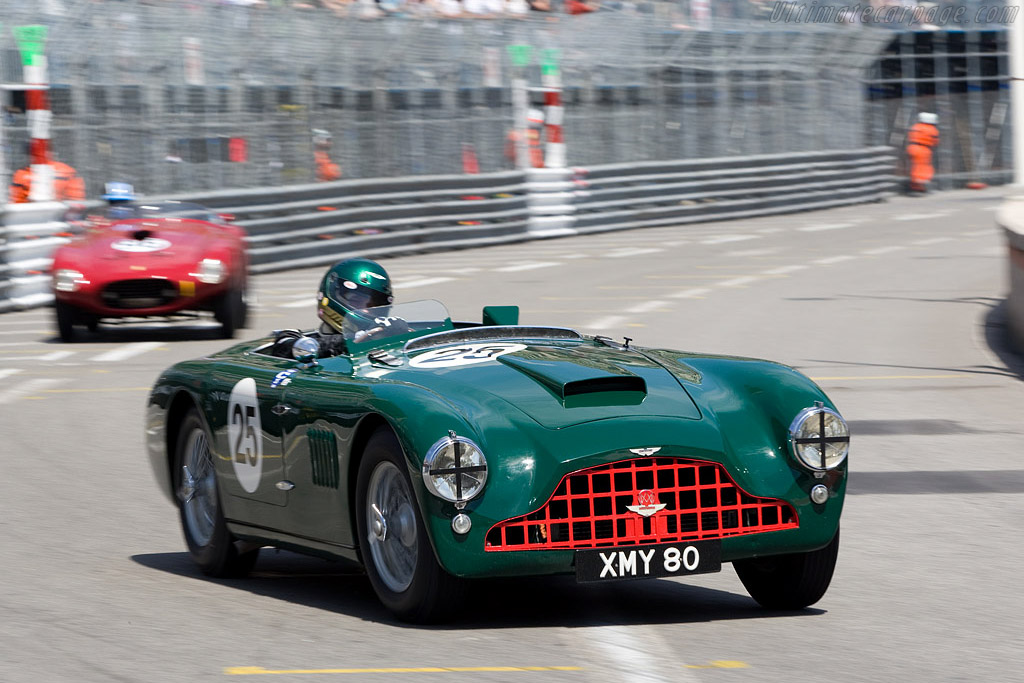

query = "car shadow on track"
(132, 551), (824, 628)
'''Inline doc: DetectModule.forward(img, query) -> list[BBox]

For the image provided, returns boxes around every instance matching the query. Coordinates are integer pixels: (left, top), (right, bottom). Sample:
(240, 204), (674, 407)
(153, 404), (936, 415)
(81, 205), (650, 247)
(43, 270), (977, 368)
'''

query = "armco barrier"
(0, 202), (72, 312)
(0, 148), (896, 312)
(997, 194), (1024, 355)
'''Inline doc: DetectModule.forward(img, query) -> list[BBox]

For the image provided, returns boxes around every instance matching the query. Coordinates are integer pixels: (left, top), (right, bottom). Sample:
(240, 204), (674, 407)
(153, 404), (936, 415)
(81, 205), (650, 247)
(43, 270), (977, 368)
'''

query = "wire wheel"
(180, 426), (218, 548)
(364, 460), (419, 593)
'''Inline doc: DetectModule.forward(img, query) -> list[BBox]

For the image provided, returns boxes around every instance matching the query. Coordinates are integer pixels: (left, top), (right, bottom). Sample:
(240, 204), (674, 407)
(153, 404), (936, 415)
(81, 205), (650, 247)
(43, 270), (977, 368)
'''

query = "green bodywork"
(146, 308), (846, 579)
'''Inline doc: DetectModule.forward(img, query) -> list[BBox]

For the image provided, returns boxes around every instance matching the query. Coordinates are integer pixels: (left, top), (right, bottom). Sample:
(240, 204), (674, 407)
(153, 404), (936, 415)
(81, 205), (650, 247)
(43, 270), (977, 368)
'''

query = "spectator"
(527, 0), (551, 11)
(9, 149), (85, 204)
(566, 0), (598, 13)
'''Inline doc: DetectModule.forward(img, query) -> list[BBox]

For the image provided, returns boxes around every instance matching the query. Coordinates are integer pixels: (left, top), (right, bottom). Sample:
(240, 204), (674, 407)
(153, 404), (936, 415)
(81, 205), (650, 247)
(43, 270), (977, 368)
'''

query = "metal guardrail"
(0, 147), (896, 311)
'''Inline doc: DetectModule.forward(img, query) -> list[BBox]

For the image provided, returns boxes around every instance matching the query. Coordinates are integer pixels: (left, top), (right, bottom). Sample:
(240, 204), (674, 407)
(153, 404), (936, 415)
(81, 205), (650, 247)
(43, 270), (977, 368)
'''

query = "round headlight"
(195, 258), (225, 284)
(54, 269), (85, 292)
(788, 404), (850, 470)
(422, 434), (488, 503)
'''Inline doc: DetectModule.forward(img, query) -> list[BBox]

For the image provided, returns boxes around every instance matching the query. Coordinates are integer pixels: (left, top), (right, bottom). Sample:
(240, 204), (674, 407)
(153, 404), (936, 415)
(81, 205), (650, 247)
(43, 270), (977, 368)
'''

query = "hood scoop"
(498, 354), (646, 402)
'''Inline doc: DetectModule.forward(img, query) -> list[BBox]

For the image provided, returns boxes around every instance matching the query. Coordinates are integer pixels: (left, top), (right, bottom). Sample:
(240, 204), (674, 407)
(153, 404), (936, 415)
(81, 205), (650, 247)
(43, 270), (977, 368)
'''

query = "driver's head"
(317, 258), (393, 333)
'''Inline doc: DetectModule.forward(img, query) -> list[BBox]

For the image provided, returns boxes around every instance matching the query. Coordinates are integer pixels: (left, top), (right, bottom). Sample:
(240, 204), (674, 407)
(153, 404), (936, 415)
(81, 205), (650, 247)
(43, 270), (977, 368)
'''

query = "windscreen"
(343, 299), (453, 350)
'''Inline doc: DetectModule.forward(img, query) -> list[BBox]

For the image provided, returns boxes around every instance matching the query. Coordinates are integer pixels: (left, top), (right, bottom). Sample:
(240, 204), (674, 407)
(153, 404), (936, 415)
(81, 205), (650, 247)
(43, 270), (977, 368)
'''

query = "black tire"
(214, 286), (245, 339)
(54, 300), (76, 343)
(86, 316), (99, 333)
(174, 409), (259, 578)
(733, 528), (839, 610)
(355, 426), (465, 623)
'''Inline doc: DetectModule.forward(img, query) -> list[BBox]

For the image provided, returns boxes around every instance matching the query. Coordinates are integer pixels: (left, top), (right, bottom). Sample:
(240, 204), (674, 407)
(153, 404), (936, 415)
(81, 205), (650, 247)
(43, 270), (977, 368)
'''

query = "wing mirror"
(292, 336), (320, 366)
(218, 213), (236, 223)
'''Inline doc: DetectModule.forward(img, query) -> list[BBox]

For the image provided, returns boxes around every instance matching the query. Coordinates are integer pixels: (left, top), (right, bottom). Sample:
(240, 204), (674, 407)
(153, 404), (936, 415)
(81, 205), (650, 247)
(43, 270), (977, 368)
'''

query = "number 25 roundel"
(228, 378), (263, 493)
(409, 343), (526, 368)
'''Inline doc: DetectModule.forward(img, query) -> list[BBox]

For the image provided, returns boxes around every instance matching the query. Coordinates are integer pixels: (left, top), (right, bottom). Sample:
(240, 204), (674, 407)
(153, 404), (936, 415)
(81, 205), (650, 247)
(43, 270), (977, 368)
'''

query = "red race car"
(51, 200), (249, 342)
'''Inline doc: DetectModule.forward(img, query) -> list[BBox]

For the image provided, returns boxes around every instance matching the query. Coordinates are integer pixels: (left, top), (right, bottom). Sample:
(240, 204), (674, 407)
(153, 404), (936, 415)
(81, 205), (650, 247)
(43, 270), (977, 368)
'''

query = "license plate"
(575, 540), (722, 583)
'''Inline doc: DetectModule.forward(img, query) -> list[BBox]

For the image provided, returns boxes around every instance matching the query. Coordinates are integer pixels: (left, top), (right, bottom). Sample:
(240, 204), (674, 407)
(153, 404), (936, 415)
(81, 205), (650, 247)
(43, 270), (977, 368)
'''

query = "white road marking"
(763, 264), (808, 275)
(0, 350), (74, 362)
(585, 625), (698, 683)
(279, 297), (315, 308)
(961, 229), (995, 237)
(91, 342), (162, 363)
(727, 247), (780, 257)
(0, 378), (62, 405)
(799, 222), (855, 232)
(862, 245), (906, 255)
(395, 276), (456, 288)
(701, 234), (757, 245)
(495, 262), (559, 272)
(583, 315), (626, 330)
(604, 248), (663, 258)
(561, 253), (589, 259)
(628, 300), (670, 314)
(913, 237), (955, 245)
(893, 212), (950, 221)
(0, 318), (51, 327)
(757, 227), (786, 234)
(0, 329), (49, 336)
(670, 287), (712, 299)
(0, 369), (24, 381)
(718, 276), (760, 287)
(814, 255), (856, 265)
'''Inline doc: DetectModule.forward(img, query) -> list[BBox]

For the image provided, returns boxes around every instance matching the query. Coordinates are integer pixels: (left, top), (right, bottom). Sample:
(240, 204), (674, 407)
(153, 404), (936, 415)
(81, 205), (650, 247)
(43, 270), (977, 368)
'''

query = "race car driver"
(272, 258), (408, 358)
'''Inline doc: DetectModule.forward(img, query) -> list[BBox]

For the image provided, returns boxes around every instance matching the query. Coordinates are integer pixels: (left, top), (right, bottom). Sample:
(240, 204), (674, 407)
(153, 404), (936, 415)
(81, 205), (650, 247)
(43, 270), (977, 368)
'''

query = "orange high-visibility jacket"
(907, 122), (939, 149)
(9, 161), (86, 203)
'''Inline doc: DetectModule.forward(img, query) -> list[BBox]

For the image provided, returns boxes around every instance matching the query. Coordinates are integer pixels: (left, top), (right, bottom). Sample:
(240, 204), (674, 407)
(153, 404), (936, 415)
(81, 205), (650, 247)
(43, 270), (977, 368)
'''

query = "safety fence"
(0, 146), (896, 311)
(0, 6), (893, 196)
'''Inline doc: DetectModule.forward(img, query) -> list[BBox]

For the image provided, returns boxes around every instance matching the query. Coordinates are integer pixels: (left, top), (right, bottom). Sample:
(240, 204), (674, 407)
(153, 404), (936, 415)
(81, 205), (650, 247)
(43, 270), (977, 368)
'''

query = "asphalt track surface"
(1, 188), (1022, 682)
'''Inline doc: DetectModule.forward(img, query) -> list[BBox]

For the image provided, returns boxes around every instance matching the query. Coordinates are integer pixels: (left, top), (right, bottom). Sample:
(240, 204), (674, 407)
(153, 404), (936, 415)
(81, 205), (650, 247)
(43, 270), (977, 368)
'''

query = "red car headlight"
(54, 269), (88, 292)
(192, 259), (226, 284)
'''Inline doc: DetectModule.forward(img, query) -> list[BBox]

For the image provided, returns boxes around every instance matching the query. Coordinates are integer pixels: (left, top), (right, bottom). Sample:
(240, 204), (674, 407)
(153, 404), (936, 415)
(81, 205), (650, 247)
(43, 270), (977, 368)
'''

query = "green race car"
(146, 300), (849, 622)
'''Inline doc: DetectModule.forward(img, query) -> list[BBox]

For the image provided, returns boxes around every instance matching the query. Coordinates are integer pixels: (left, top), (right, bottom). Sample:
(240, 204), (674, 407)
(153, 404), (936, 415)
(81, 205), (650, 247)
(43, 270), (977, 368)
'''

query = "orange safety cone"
(462, 143), (480, 174)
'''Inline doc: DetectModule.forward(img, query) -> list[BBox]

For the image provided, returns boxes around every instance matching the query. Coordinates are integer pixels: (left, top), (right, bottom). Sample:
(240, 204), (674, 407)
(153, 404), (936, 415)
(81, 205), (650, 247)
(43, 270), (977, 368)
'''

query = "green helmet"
(317, 258), (394, 334)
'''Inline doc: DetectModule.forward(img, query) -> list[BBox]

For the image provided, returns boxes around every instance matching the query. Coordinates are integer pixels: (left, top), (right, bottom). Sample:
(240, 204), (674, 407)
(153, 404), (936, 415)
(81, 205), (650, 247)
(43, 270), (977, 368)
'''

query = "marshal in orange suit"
(906, 112), (939, 193)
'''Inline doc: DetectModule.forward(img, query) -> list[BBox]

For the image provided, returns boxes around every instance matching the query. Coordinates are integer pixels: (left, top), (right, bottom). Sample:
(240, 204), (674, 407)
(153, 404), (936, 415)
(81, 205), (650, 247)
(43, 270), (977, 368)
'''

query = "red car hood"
(58, 219), (222, 278)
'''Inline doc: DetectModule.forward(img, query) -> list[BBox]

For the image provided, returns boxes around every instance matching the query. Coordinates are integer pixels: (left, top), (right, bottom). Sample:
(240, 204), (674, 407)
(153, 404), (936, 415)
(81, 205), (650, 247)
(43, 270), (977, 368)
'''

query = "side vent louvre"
(309, 428), (339, 488)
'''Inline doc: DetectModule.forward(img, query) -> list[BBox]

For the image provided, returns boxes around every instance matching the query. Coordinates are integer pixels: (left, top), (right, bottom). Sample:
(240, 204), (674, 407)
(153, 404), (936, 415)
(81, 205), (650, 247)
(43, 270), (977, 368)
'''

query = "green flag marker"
(13, 24), (47, 66)
(507, 44), (533, 67)
(541, 48), (560, 76)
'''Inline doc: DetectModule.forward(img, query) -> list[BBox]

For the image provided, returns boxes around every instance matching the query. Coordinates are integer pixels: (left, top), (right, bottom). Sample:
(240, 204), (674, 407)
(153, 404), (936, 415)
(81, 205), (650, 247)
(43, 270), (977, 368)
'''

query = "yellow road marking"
(809, 374), (964, 381)
(225, 666), (582, 675)
(685, 661), (750, 669)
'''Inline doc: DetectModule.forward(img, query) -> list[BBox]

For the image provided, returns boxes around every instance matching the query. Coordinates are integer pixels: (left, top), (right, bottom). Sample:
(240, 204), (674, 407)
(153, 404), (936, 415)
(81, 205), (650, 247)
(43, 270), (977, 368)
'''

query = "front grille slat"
(485, 457), (798, 551)
(101, 279), (179, 309)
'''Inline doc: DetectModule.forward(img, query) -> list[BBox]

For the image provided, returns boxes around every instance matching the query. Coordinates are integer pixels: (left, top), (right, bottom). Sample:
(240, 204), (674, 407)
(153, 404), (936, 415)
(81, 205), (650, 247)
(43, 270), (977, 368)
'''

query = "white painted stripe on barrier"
(495, 262), (558, 272)
(91, 342), (162, 362)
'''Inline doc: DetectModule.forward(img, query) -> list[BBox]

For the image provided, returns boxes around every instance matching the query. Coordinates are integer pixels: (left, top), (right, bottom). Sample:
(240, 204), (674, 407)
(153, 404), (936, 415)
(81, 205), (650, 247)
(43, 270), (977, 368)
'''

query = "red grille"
(485, 457), (798, 551)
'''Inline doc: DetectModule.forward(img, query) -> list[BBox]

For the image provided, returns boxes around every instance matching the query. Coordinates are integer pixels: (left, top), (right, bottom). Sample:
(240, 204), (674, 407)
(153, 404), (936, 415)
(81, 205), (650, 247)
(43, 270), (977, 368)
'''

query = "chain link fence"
(0, 1), (1015, 195)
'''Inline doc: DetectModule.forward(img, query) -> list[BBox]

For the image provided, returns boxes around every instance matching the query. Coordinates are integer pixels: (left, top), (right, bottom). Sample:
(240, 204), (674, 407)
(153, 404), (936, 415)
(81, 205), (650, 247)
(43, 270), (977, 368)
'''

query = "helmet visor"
(332, 278), (391, 311)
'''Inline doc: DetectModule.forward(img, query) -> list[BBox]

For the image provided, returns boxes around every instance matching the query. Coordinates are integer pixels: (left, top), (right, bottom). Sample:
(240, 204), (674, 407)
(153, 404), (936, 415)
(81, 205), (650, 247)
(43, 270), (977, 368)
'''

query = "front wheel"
(355, 426), (465, 623)
(54, 300), (76, 342)
(174, 409), (259, 578)
(733, 528), (840, 610)
(214, 286), (247, 339)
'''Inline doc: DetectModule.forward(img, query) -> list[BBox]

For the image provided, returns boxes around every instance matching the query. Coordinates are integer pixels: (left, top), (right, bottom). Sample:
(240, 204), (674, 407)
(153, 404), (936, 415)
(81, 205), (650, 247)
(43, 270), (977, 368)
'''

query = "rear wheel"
(355, 426), (465, 623)
(733, 528), (840, 610)
(174, 409), (259, 578)
(54, 301), (76, 342)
